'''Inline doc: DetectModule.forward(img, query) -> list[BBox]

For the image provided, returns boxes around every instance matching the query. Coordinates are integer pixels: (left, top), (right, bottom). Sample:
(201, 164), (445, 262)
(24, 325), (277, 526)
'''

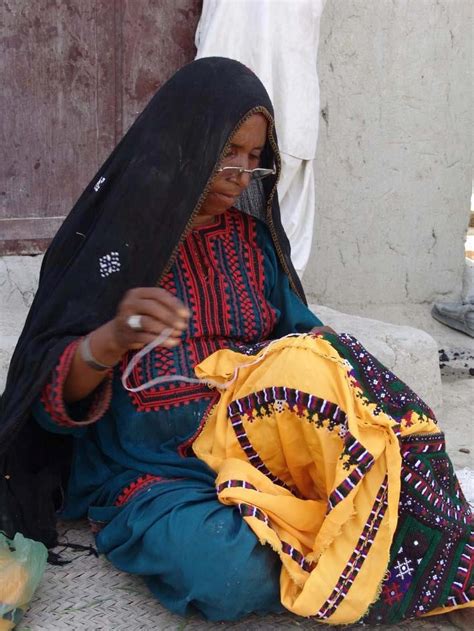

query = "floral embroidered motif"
(394, 557), (414, 580)
(382, 582), (404, 605)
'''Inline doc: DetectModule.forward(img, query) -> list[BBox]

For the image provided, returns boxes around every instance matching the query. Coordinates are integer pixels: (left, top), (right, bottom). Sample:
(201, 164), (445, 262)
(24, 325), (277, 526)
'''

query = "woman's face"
(194, 113), (268, 226)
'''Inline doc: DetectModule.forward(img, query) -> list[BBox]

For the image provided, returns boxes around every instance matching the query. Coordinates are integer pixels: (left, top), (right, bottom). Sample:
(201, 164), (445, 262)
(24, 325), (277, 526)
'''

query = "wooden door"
(0, 0), (201, 254)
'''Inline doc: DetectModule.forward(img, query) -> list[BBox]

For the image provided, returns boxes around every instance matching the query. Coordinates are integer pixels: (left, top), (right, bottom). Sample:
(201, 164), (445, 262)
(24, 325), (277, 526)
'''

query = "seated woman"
(0, 58), (471, 625)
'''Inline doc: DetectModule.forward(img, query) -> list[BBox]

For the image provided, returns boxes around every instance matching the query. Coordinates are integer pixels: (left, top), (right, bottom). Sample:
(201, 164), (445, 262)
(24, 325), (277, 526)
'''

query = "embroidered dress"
(33, 210), (473, 623)
(33, 210), (319, 621)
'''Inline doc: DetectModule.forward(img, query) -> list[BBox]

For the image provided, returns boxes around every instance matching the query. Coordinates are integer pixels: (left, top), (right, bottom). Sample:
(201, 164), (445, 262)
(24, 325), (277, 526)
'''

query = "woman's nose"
(237, 156), (252, 187)
(224, 165), (251, 188)
(237, 169), (251, 189)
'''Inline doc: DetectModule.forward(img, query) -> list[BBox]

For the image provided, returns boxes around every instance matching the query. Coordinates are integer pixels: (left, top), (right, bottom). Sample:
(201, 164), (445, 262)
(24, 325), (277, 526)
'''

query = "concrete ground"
(439, 354), (473, 473)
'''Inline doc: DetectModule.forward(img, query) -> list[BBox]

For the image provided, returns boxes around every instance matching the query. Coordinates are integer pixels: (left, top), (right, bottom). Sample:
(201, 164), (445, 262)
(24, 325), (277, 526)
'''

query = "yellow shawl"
(193, 335), (439, 624)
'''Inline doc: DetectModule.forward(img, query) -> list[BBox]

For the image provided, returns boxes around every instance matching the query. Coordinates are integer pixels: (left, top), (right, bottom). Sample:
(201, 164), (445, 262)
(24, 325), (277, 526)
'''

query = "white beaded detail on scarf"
(99, 252), (121, 278)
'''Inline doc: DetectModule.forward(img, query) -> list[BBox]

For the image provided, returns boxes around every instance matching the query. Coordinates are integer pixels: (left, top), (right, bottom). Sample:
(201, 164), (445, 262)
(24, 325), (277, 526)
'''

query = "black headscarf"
(0, 57), (306, 546)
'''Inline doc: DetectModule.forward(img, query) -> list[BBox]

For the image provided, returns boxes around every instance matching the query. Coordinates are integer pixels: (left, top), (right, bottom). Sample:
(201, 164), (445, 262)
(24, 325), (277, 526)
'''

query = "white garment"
(278, 153), (315, 277)
(195, 0), (325, 276)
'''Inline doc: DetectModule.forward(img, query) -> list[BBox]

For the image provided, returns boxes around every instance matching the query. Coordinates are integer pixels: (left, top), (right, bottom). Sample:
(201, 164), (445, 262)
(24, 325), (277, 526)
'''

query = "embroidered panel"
(41, 338), (112, 427)
(327, 333), (435, 423)
(227, 387), (348, 496)
(237, 502), (315, 573)
(316, 477), (389, 619)
(123, 211), (277, 411)
(115, 473), (168, 507)
(228, 386), (347, 427)
(217, 479), (258, 493)
(363, 434), (473, 623)
(328, 434), (375, 511)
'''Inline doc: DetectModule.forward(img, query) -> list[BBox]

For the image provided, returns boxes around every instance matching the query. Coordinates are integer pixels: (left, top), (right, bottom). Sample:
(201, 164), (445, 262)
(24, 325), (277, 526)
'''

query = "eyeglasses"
(216, 166), (276, 181)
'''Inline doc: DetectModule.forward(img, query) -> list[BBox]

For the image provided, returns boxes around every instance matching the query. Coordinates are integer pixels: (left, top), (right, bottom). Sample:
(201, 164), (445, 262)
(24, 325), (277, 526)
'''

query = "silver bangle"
(80, 335), (114, 371)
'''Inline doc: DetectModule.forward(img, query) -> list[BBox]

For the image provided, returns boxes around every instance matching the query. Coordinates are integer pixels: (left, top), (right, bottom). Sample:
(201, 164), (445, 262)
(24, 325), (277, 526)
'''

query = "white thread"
(121, 328), (303, 393)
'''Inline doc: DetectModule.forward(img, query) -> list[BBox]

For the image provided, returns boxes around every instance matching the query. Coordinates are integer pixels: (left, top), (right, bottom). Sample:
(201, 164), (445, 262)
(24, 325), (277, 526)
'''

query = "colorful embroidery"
(115, 474), (169, 507)
(227, 400), (290, 491)
(400, 434), (471, 527)
(123, 211), (277, 411)
(382, 581), (404, 605)
(339, 434), (374, 470)
(40, 338), (112, 428)
(228, 387), (347, 428)
(327, 333), (435, 422)
(328, 434), (375, 510)
(281, 541), (315, 573)
(447, 537), (474, 607)
(217, 479), (258, 493)
(227, 388), (349, 497)
(237, 502), (269, 524)
(363, 435), (473, 624)
(237, 502), (315, 572)
(233, 340), (272, 356)
(316, 477), (389, 619)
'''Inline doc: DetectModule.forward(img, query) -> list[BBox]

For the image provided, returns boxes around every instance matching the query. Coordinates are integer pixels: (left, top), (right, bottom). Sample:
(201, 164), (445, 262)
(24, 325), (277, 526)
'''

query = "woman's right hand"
(107, 287), (190, 354)
(64, 288), (190, 403)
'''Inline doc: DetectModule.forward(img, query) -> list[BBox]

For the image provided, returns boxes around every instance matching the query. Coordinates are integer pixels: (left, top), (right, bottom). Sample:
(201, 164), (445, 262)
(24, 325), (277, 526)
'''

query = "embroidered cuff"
(40, 338), (113, 428)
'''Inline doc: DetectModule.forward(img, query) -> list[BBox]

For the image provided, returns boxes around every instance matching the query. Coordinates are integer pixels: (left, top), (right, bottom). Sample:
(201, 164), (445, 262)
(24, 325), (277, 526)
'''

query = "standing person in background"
(195, 0), (326, 278)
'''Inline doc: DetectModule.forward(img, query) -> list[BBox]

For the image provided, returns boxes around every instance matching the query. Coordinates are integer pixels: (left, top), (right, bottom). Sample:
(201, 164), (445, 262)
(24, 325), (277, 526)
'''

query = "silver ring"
(127, 314), (143, 331)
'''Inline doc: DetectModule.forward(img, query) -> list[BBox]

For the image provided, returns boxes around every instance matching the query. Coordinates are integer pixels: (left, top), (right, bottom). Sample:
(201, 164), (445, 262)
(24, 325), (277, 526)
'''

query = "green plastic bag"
(0, 532), (47, 630)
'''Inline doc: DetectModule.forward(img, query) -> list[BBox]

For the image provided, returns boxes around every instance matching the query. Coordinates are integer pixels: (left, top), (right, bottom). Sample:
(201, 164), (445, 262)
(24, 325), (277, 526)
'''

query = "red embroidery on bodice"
(123, 210), (277, 411)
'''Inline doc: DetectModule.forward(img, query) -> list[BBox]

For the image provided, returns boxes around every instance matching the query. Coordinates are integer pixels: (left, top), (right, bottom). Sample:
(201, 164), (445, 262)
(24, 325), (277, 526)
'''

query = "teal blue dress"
(33, 209), (322, 621)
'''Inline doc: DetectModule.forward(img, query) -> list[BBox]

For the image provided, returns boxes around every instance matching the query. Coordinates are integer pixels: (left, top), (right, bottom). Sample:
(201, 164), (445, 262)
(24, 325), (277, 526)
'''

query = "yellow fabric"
(193, 334), (439, 624)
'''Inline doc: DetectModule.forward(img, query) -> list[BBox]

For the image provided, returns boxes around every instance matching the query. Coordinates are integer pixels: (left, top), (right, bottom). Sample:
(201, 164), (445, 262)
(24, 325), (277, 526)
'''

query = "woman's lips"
(215, 191), (236, 203)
